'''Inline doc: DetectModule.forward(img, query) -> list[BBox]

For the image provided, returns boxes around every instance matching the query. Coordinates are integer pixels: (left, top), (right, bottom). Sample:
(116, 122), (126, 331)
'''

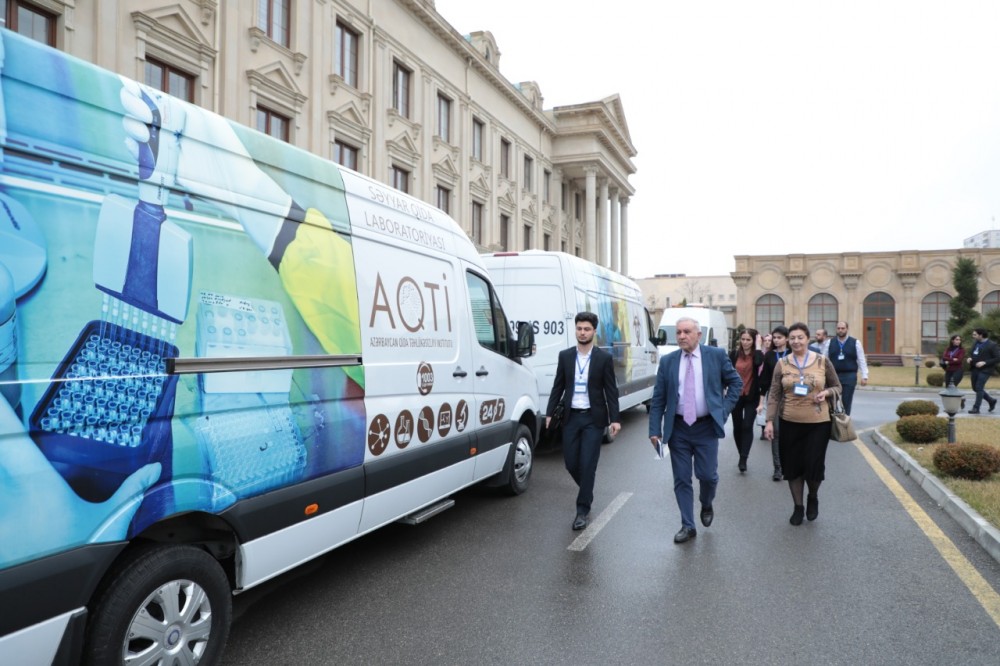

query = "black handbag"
(549, 403), (565, 431)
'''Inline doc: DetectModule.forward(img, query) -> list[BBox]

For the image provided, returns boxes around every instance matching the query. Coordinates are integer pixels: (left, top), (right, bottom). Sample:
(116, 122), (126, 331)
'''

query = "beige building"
(635, 274), (738, 328)
(10, 0), (635, 269)
(732, 249), (1000, 357)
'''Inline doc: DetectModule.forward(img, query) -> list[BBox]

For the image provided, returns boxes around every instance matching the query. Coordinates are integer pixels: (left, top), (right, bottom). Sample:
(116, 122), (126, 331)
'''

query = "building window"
(335, 21), (359, 88)
(561, 240), (567, 253)
(921, 292), (951, 354)
(256, 106), (290, 142)
(435, 185), (450, 214)
(144, 57), (194, 102)
(437, 94), (451, 143)
(334, 140), (358, 171)
(562, 184), (568, 211)
(393, 60), (411, 118)
(258, 0), (290, 48)
(499, 214), (509, 251)
(5, 1), (56, 45)
(471, 201), (483, 244)
(543, 233), (550, 251)
(523, 155), (533, 192)
(390, 165), (409, 193)
(472, 118), (484, 161)
(523, 225), (531, 250)
(983, 290), (1000, 315)
(574, 192), (582, 220)
(500, 139), (511, 179)
(544, 170), (551, 204)
(807, 293), (839, 338)
(755, 294), (785, 335)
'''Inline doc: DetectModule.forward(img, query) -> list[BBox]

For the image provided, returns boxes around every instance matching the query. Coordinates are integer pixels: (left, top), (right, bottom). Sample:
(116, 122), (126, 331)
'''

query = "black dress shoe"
(700, 505), (714, 527)
(789, 505), (804, 526)
(806, 495), (819, 521)
(990, 400), (997, 413)
(772, 468), (782, 482)
(673, 527), (697, 544)
(969, 409), (981, 414)
(738, 457), (747, 473)
(572, 513), (588, 531)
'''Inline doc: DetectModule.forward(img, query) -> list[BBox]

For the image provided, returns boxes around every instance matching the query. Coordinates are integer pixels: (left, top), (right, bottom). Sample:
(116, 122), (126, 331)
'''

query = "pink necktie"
(684, 353), (697, 425)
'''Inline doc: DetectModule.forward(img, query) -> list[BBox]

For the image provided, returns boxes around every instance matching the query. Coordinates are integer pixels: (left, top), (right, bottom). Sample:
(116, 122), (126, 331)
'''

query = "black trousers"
(730, 394), (757, 460)
(562, 410), (603, 513)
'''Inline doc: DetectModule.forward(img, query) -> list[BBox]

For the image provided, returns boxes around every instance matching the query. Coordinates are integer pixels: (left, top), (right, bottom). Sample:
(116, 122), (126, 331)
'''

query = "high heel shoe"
(806, 495), (819, 521)
(790, 505), (804, 526)
(738, 457), (747, 473)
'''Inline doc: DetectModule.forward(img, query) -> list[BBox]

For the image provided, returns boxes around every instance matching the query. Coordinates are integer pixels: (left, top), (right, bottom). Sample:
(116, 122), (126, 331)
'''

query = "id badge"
(793, 383), (809, 396)
(574, 380), (587, 395)
(838, 353), (845, 360)
(973, 349), (980, 356)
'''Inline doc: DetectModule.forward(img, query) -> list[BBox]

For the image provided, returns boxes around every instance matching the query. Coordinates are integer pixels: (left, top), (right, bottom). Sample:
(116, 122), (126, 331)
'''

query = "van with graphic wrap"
(0, 29), (538, 665)
(482, 251), (659, 442)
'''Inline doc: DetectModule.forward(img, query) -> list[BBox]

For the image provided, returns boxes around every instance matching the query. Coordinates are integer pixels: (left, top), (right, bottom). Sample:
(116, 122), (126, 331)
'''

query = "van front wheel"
(85, 544), (232, 666)
(503, 424), (534, 495)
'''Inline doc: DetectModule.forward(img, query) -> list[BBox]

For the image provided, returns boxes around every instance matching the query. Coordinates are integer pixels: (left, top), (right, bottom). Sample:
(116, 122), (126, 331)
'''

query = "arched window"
(862, 291), (895, 354)
(921, 292), (951, 354)
(807, 293), (838, 337)
(755, 294), (785, 334)
(983, 290), (1000, 315)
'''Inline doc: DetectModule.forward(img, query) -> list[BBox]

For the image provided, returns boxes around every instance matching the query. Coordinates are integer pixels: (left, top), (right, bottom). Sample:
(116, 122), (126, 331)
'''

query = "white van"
(0, 29), (538, 665)
(482, 251), (660, 440)
(657, 305), (733, 357)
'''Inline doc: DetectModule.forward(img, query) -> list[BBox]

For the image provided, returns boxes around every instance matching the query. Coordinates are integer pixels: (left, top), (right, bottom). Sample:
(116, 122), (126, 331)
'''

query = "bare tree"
(681, 279), (711, 304)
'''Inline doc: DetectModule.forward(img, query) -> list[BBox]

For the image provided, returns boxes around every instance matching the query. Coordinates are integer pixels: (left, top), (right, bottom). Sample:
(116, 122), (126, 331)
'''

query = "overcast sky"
(435, 0), (1000, 279)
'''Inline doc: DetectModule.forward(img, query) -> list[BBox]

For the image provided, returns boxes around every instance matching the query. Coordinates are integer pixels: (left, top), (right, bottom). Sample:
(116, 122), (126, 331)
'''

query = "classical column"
(585, 167), (597, 262)
(553, 168), (564, 251)
(598, 178), (609, 267)
(620, 196), (629, 275)
(610, 187), (620, 272)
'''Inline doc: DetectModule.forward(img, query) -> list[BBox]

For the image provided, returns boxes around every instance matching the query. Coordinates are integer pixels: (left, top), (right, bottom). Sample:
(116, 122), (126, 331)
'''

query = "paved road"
(222, 391), (1000, 665)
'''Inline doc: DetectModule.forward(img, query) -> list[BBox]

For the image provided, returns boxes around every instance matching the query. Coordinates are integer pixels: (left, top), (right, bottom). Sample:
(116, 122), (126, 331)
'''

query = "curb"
(870, 428), (1000, 564)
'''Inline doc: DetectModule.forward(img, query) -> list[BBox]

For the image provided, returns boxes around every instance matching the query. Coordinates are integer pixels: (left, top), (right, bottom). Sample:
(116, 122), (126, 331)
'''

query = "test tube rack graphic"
(29, 320), (179, 503)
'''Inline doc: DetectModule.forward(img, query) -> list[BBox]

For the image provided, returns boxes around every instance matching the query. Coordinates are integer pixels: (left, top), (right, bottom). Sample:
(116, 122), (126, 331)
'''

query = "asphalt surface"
(222, 390), (1000, 665)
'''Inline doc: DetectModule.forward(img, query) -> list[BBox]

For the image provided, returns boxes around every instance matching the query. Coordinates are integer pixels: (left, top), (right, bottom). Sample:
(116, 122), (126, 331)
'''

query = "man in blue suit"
(649, 317), (742, 544)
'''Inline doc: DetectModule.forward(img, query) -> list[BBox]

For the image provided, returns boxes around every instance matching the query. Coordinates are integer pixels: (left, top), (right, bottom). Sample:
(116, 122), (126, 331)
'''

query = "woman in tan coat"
(763, 322), (842, 526)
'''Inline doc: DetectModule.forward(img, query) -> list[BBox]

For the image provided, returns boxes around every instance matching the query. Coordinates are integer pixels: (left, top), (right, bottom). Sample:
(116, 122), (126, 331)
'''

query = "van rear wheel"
(84, 544), (232, 666)
(503, 424), (534, 495)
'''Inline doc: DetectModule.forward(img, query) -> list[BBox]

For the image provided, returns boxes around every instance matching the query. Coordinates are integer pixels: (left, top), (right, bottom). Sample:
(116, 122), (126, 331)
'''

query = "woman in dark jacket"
(941, 334), (965, 387)
(729, 328), (764, 473)
(757, 325), (789, 481)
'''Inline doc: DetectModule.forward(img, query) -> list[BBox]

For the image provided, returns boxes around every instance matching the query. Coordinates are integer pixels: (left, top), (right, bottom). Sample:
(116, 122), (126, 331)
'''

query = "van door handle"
(453, 367), (468, 378)
(476, 367), (489, 377)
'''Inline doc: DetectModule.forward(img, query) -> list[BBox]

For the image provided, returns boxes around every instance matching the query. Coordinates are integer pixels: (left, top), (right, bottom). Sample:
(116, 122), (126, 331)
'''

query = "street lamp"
(939, 381), (965, 444)
(913, 354), (923, 386)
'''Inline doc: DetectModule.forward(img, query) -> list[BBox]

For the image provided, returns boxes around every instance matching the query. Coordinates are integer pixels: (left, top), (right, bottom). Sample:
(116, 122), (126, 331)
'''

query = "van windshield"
(658, 326), (676, 345)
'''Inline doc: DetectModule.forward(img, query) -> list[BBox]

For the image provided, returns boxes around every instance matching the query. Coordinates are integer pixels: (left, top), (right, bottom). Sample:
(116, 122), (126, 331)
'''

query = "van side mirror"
(516, 321), (535, 358)
(709, 338), (718, 347)
(655, 330), (667, 346)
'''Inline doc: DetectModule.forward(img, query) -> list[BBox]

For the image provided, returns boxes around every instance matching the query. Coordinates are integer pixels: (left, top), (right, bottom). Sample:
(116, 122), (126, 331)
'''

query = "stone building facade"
(10, 0), (635, 269)
(732, 249), (1000, 356)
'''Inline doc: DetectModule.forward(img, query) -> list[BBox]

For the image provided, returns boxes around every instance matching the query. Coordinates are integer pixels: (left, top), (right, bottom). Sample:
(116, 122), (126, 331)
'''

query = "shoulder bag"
(829, 394), (856, 442)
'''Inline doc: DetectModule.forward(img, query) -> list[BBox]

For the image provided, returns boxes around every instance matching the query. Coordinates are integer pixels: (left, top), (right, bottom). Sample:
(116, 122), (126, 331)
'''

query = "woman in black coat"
(729, 328), (764, 473)
(758, 325), (790, 481)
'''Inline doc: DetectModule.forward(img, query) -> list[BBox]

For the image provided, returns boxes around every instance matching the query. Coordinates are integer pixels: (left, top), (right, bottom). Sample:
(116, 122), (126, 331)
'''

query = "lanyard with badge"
(791, 352), (810, 396)
(575, 353), (591, 395)
(836, 339), (846, 361)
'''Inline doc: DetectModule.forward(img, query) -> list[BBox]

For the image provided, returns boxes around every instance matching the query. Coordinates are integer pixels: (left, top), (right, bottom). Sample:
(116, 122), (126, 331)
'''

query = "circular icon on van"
(367, 414), (390, 456)
(395, 410), (414, 448)
(417, 361), (434, 395)
(455, 400), (469, 432)
(417, 406), (435, 443)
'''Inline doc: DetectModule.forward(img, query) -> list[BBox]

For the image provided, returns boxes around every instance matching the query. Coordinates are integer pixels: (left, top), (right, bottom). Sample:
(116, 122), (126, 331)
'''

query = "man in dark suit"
(649, 317), (742, 544)
(546, 311), (621, 531)
(829, 321), (868, 415)
(968, 327), (999, 413)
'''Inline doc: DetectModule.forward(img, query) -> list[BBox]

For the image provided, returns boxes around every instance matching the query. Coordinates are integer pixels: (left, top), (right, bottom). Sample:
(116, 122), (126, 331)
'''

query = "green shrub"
(933, 443), (1000, 481)
(871, 361), (883, 367)
(896, 400), (940, 417)
(926, 372), (945, 387)
(896, 414), (948, 443)
(924, 358), (937, 368)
